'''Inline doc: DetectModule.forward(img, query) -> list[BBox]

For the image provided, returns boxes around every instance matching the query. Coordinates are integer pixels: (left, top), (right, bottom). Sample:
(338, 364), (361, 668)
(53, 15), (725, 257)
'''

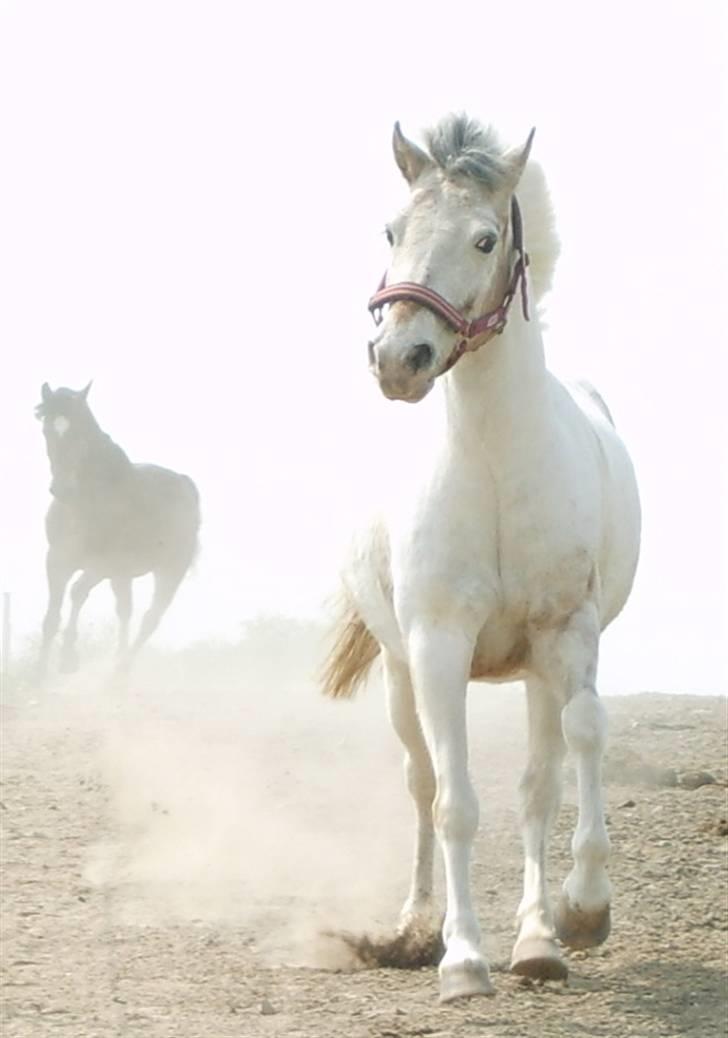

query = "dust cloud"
(5, 618), (422, 968)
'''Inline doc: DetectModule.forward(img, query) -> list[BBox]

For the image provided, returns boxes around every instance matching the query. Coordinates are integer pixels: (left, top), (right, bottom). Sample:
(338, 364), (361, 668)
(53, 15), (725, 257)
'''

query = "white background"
(1, 0), (726, 692)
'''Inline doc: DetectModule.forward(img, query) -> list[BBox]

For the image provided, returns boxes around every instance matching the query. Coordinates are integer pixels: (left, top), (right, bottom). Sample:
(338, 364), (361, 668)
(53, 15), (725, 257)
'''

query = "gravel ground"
(1, 663), (726, 1038)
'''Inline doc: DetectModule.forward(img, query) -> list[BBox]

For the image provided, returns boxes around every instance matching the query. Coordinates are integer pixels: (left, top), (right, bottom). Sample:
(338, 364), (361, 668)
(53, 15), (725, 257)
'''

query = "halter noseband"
(368, 196), (530, 374)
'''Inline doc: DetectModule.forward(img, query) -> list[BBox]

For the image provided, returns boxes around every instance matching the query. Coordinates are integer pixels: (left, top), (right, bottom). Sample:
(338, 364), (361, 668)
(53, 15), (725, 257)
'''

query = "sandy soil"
(1, 657), (726, 1038)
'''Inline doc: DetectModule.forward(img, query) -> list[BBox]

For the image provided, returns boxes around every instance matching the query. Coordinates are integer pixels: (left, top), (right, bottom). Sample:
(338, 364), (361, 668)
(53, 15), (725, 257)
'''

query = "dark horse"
(36, 382), (201, 676)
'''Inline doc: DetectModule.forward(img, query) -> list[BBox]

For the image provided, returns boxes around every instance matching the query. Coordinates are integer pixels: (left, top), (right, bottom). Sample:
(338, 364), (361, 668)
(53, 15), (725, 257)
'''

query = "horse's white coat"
(341, 119), (641, 1000)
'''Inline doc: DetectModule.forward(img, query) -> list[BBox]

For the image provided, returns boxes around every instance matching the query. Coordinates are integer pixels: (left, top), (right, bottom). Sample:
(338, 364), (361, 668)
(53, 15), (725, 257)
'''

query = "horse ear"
(392, 122), (431, 185)
(41, 382), (52, 402)
(503, 128), (536, 189)
(79, 380), (93, 400)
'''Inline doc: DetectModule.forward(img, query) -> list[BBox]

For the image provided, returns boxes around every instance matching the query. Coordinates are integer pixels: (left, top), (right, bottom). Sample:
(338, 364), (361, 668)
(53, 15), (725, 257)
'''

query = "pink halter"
(368, 196), (530, 373)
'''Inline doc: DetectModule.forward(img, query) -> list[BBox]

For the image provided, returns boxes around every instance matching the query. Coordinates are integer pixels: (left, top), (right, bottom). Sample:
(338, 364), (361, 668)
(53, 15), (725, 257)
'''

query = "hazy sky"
(1, 0), (726, 693)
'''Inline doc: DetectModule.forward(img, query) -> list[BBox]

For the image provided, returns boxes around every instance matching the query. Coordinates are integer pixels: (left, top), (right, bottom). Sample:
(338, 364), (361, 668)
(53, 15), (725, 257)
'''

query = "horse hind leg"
(510, 678), (568, 981)
(530, 603), (611, 953)
(555, 690), (611, 949)
(384, 650), (438, 938)
(125, 564), (185, 662)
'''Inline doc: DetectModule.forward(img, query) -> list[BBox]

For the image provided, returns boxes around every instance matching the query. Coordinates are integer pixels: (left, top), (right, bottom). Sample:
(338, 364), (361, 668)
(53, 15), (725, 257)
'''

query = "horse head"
(368, 118), (533, 402)
(35, 381), (94, 499)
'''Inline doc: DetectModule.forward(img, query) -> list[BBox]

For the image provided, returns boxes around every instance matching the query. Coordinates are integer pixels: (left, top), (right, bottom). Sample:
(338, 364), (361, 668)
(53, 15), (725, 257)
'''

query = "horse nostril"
(406, 343), (434, 373)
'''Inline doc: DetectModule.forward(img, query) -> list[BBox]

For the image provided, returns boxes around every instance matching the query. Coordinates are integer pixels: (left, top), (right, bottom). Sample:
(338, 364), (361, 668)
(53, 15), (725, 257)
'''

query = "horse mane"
(425, 115), (508, 189)
(92, 432), (132, 475)
(37, 386), (133, 480)
(423, 113), (560, 303)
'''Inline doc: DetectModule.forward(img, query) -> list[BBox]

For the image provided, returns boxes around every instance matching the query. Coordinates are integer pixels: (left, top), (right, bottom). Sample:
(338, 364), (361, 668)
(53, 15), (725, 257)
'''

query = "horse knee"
(433, 783), (479, 843)
(561, 690), (607, 755)
(405, 752), (435, 806)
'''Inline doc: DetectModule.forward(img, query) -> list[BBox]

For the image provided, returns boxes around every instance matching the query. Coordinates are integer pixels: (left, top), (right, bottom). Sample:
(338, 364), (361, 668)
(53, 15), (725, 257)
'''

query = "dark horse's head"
(35, 381), (95, 500)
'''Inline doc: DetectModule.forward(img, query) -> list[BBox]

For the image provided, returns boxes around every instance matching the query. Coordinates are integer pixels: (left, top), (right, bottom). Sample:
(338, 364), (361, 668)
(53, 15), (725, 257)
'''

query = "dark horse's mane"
(37, 388), (133, 493)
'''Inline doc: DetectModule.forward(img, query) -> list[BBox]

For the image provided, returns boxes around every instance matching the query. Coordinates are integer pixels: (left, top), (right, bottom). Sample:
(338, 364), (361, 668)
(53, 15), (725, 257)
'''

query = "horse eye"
(385, 227), (394, 246)
(475, 233), (497, 254)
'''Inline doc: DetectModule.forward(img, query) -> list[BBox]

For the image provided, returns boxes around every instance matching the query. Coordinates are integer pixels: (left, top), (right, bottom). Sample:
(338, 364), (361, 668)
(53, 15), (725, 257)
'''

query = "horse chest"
(394, 464), (592, 593)
(386, 492), (594, 676)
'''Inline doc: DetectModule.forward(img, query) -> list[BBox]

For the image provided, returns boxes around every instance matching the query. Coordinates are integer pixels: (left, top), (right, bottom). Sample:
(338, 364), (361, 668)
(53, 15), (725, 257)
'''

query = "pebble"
(260, 999), (277, 1015)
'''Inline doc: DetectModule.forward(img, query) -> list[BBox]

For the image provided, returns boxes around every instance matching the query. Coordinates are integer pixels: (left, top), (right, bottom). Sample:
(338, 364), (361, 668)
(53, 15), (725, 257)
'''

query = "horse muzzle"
(368, 333), (437, 402)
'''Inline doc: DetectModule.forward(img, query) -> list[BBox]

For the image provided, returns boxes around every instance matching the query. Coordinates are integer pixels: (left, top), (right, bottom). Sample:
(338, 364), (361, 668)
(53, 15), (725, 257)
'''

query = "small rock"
(702, 817), (728, 837)
(618, 799), (636, 808)
(260, 999), (277, 1016)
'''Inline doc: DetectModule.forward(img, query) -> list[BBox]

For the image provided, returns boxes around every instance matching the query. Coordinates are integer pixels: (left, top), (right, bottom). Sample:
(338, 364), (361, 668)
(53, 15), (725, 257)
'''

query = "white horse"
(323, 114), (640, 1003)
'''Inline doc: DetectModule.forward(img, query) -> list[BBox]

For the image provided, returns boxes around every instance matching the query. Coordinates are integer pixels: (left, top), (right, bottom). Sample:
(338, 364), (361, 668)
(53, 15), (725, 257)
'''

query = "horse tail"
(321, 596), (379, 699)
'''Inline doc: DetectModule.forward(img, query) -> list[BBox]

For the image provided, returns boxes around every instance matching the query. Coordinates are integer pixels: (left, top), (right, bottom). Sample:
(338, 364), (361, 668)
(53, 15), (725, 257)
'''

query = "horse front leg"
(60, 571), (103, 673)
(37, 549), (74, 680)
(383, 650), (437, 937)
(407, 623), (492, 1003)
(511, 677), (568, 980)
(532, 603), (611, 951)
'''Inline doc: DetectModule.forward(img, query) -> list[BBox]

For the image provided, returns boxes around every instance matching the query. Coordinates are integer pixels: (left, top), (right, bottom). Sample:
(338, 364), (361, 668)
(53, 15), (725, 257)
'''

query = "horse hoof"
(439, 960), (494, 1003)
(510, 936), (568, 981)
(555, 897), (611, 950)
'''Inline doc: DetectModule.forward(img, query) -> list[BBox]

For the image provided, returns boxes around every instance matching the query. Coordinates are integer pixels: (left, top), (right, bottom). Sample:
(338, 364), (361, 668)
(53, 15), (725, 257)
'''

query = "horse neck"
(78, 409), (104, 443)
(79, 412), (131, 473)
(442, 308), (549, 454)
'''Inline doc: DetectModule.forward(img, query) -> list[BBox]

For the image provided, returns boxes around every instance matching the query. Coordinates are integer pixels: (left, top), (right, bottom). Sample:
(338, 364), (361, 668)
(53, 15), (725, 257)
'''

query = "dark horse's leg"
(60, 570), (104, 674)
(37, 548), (75, 680)
(111, 578), (133, 658)
(120, 564), (186, 669)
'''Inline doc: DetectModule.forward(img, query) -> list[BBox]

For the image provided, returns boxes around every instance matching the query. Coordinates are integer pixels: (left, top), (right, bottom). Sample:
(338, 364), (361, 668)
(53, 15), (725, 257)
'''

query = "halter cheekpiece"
(368, 195), (530, 373)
